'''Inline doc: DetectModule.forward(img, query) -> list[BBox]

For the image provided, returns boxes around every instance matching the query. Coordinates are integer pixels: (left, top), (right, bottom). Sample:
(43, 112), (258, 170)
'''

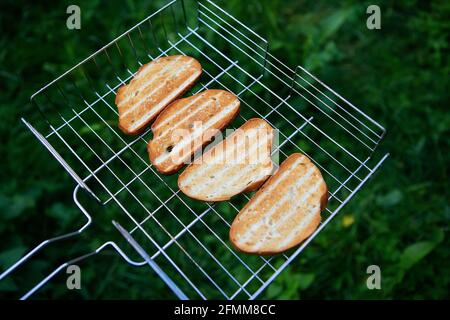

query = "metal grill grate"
(0, 0), (388, 300)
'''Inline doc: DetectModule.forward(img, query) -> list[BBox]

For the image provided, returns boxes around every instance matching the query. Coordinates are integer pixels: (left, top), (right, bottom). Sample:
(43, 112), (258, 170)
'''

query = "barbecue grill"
(0, 0), (389, 300)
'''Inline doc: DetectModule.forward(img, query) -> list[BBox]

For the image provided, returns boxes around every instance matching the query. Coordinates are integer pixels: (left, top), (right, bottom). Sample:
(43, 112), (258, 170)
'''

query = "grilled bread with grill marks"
(229, 153), (328, 255)
(115, 55), (202, 135)
(148, 89), (240, 174)
(178, 118), (274, 201)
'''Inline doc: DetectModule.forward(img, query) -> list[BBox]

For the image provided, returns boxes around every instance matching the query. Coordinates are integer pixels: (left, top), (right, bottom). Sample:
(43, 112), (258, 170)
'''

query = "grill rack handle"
(19, 241), (146, 300)
(0, 119), (100, 291)
(0, 184), (146, 299)
(0, 185), (92, 285)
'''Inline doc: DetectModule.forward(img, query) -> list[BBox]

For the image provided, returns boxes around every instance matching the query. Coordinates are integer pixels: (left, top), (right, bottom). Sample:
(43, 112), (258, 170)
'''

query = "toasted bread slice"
(178, 118), (274, 201)
(229, 153), (328, 255)
(115, 55), (202, 135)
(148, 89), (240, 174)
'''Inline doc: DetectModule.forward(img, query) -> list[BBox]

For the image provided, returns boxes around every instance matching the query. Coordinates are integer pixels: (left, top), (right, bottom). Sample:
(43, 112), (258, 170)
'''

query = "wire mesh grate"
(5, 0), (388, 299)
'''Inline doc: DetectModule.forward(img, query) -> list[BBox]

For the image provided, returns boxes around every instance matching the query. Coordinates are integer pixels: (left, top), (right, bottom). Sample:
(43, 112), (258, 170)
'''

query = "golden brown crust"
(320, 184), (329, 211)
(229, 153), (327, 255)
(115, 55), (202, 135)
(148, 89), (240, 174)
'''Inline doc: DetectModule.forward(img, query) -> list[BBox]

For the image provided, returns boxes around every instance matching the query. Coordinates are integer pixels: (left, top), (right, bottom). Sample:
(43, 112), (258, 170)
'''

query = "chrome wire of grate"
(0, 0), (388, 300)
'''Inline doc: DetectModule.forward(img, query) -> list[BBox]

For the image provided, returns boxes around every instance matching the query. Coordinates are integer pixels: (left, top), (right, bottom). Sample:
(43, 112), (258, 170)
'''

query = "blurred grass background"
(0, 0), (448, 299)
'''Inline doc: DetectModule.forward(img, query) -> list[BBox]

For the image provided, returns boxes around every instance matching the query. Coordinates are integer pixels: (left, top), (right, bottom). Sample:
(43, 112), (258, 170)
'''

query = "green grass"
(0, 0), (448, 299)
